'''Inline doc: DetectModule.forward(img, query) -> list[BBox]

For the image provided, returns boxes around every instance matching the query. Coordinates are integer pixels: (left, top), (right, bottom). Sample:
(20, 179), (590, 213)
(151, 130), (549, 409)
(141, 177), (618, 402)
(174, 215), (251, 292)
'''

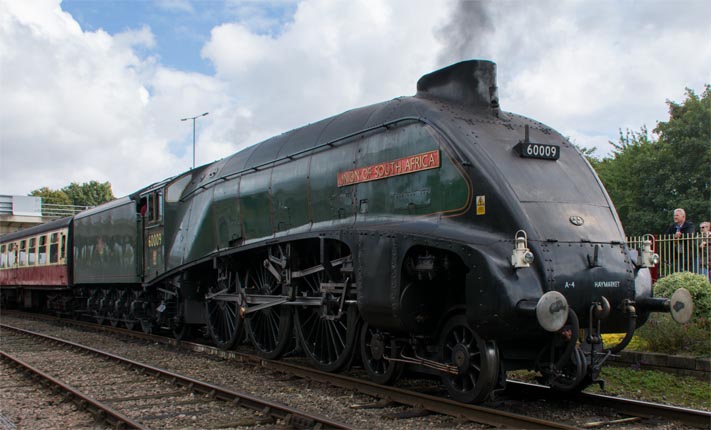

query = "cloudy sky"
(1, 0), (709, 198)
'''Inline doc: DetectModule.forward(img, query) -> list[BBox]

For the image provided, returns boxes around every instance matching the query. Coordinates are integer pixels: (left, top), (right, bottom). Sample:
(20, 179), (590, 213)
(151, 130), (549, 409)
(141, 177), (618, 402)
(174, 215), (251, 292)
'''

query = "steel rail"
(505, 380), (711, 429)
(0, 323), (352, 430)
(253, 358), (579, 430)
(0, 314), (574, 429)
(0, 350), (148, 430)
(10, 312), (709, 428)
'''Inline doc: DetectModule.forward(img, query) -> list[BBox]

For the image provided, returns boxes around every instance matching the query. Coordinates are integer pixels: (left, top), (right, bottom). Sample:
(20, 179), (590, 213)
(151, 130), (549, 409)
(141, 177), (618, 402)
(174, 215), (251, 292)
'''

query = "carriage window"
(38, 235), (48, 264)
(61, 234), (67, 260)
(50, 233), (59, 264)
(8, 243), (17, 267)
(19, 240), (27, 266)
(28, 238), (37, 265)
(0, 245), (6, 268)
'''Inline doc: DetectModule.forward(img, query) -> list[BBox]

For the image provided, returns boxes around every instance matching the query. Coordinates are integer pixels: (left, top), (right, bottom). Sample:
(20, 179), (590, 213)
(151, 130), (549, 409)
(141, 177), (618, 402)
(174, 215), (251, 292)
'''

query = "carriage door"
(141, 190), (165, 279)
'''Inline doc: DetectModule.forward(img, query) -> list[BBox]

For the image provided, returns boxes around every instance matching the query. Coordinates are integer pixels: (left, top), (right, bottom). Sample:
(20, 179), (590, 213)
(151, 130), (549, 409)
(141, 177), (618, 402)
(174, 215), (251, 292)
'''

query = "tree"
(29, 181), (115, 208)
(62, 181), (115, 207)
(572, 143), (601, 169)
(29, 187), (72, 206)
(594, 86), (711, 236)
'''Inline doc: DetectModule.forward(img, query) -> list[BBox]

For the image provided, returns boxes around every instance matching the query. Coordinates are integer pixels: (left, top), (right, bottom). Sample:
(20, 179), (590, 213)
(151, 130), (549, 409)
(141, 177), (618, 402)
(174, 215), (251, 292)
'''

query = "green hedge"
(652, 272), (711, 323)
(636, 272), (710, 356)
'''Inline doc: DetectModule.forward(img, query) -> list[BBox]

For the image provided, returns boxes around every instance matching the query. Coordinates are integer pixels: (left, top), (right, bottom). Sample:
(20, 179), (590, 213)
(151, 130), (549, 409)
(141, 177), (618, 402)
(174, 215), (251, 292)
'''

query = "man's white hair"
(674, 208), (686, 216)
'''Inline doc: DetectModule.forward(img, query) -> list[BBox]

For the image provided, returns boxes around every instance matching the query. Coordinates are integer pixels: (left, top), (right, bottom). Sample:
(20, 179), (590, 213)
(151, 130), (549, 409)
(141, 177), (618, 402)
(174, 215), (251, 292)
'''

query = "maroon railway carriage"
(0, 217), (72, 309)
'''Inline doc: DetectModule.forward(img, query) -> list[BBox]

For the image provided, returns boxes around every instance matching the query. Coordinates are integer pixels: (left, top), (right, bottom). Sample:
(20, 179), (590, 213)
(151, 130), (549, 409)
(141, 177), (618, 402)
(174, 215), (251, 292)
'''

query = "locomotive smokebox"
(416, 60), (499, 112)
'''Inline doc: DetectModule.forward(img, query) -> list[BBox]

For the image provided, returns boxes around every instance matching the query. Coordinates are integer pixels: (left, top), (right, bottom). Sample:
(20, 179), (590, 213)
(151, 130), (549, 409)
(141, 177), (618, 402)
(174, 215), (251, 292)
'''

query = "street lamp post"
(181, 112), (209, 169)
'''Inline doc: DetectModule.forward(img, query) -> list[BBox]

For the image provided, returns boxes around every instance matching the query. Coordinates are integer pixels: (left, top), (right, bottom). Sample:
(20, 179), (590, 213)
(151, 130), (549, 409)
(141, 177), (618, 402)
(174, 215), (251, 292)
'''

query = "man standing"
(664, 208), (695, 272)
(698, 221), (710, 280)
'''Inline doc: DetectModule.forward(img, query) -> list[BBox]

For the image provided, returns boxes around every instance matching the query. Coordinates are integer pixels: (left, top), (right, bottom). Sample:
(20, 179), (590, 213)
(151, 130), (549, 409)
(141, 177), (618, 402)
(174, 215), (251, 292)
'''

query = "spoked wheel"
(122, 314), (137, 331)
(360, 322), (404, 385)
(107, 290), (123, 327)
(243, 262), (293, 359)
(93, 289), (111, 325)
(109, 314), (120, 327)
(172, 318), (193, 341)
(206, 269), (244, 350)
(439, 314), (499, 403)
(294, 258), (359, 372)
(122, 291), (140, 331)
(140, 319), (154, 334)
(543, 345), (588, 393)
(93, 311), (106, 325)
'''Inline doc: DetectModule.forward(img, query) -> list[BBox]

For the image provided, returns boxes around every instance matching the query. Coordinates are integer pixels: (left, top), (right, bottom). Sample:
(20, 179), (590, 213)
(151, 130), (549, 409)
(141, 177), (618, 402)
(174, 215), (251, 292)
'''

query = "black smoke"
(436, 0), (494, 67)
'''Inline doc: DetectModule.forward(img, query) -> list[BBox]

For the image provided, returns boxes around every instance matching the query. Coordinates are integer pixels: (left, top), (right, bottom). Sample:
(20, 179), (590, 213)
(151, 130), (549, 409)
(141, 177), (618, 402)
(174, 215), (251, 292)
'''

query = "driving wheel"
(360, 322), (404, 385)
(206, 269), (244, 350)
(243, 261), (293, 359)
(439, 314), (499, 403)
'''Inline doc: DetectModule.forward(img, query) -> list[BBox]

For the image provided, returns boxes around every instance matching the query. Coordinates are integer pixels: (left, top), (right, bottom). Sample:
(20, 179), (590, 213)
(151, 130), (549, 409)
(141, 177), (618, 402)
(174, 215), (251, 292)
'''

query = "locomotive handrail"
(179, 116), (428, 201)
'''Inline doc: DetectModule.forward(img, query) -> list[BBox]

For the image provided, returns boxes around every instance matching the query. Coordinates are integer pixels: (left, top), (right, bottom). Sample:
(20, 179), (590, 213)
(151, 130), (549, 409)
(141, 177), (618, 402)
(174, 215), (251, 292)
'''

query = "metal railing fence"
(627, 234), (711, 279)
(41, 203), (92, 218)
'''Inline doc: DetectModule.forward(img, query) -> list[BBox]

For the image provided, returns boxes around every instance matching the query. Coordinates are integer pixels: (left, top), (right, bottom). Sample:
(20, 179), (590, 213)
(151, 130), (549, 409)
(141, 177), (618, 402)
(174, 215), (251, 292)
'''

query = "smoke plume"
(436, 0), (494, 67)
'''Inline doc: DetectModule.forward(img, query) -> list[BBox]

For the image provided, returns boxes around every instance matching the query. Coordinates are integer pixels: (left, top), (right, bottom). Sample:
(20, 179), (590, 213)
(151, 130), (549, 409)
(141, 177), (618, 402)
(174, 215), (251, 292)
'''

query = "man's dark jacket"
(665, 220), (695, 235)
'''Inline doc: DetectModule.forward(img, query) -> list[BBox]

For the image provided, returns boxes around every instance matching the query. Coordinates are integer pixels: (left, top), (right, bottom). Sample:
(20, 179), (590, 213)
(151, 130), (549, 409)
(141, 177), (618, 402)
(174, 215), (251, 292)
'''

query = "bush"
(636, 314), (710, 356)
(636, 272), (711, 356)
(652, 272), (711, 324)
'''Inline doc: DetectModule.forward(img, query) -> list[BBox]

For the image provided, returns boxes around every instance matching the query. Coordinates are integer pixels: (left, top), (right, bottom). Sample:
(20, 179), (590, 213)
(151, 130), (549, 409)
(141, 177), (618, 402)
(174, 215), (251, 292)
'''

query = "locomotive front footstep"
(0, 59), (696, 404)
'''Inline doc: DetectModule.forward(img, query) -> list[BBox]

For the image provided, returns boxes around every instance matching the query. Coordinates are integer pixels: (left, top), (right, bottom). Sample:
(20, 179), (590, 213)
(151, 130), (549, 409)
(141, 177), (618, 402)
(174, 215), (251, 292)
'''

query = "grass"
(588, 366), (711, 411)
(509, 367), (711, 411)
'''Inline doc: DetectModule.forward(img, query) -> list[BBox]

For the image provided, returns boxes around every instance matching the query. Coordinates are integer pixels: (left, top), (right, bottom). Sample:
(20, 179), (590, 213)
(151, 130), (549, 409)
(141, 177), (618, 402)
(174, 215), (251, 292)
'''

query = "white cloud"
(0, 0), (708, 199)
(0, 0), (230, 196)
(474, 1), (710, 154)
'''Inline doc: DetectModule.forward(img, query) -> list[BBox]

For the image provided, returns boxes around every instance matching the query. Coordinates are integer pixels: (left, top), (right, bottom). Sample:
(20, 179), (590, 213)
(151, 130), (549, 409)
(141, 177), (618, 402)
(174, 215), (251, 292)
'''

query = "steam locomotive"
(0, 60), (693, 402)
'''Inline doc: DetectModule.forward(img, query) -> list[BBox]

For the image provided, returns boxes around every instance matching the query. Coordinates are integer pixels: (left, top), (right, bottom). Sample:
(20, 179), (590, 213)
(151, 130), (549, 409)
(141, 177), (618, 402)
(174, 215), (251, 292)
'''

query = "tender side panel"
(73, 198), (140, 284)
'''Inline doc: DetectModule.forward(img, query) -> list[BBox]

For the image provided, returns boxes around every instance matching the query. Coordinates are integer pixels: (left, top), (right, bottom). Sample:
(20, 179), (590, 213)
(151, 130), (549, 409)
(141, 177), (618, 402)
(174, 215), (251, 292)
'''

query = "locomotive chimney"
(416, 60), (499, 114)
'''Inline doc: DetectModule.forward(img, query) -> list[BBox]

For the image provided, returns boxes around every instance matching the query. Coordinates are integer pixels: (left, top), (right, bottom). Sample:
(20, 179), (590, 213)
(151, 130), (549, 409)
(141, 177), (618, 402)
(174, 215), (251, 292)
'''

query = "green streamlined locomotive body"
(1, 60), (692, 402)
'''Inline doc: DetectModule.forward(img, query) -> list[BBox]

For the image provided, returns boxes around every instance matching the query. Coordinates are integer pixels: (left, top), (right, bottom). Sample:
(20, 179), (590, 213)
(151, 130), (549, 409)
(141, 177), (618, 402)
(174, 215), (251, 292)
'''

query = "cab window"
(150, 191), (163, 222)
(147, 193), (154, 220)
(0, 244), (6, 268)
(156, 191), (163, 220)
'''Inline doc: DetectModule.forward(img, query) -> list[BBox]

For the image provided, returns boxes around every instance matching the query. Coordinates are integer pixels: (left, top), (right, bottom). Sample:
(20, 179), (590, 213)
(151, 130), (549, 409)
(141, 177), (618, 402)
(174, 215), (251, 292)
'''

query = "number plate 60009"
(515, 142), (560, 160)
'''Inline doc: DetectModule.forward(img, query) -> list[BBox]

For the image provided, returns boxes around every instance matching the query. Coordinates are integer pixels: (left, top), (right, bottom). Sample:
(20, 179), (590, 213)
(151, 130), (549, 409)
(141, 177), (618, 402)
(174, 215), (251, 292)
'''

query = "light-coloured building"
(0, 195), (90, 236)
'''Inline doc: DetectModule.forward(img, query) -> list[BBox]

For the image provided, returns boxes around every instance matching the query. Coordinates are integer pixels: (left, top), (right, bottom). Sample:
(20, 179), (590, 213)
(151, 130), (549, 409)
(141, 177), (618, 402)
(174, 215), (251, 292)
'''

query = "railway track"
(504, 380), (711, 429)
(3, 311), (710, 429)
(0, 323), (351, 430)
